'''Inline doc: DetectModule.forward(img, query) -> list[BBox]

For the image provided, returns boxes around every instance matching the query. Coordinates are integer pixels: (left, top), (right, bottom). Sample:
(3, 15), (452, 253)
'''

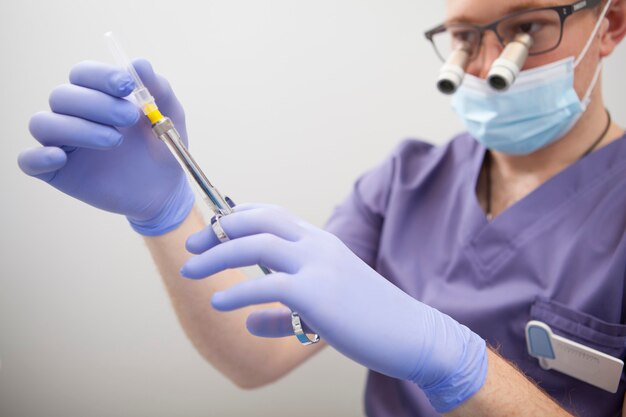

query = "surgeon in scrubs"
(18, 0), (626, 415)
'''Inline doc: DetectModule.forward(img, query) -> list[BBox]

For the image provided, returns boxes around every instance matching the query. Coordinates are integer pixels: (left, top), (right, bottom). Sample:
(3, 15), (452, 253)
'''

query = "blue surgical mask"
(451, 2), (609, 155)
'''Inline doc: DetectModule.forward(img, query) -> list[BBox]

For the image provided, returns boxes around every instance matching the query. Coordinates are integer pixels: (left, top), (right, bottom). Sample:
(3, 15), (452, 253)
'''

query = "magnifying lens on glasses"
(436, 41), (472, 95)
(487, 33), (534, 91)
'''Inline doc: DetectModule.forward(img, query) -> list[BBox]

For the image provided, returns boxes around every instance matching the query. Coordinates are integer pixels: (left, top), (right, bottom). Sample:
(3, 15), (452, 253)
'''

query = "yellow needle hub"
(144, 103), (165, 125)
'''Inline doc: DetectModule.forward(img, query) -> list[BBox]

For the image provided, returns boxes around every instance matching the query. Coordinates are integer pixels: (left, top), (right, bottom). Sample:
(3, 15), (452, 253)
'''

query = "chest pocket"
(530, 298), (626, 362)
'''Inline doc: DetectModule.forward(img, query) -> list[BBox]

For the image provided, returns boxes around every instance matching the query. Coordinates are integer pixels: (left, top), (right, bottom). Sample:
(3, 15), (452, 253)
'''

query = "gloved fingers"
(232, 203), (304, 222)
(186, 208), (306, 254)
(232, 202), (282, 212)
(132, 59), (182, 117)
(233, 204), (319, 233)
(211, 273), (294, 312)
(185, 225), (225, 254)
(246, 307), (316, 338)
(181, 233), (301, 279)
(17, 146), (67, 182)
(49, 84), (140, 127)
(70, 59), (182, 125)
(29, 111), (123, 150)
(69, 60), (136, 98)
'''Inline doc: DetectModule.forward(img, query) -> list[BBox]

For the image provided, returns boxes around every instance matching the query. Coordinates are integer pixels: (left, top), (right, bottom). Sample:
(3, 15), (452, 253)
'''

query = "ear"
(600, 0), (626, 57)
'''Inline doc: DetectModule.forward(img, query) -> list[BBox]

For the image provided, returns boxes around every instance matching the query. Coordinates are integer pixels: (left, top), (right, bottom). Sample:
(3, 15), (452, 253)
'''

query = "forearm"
(143, 206), (324, 388)
(445, 348), (573, 417)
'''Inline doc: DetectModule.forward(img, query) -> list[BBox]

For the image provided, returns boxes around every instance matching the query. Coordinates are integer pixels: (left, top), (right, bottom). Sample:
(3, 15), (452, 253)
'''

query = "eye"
(451, 30), (475, 42)
(515, 21), (544, 34)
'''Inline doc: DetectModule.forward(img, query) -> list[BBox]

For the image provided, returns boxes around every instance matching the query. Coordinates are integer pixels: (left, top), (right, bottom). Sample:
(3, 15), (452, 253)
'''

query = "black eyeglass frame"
(424, 0), (601, 62)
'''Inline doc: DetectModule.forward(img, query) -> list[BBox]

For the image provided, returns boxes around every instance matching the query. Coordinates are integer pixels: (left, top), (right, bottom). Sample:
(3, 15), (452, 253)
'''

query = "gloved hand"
(18, 60), (195, 236)
(181, 204), (488, 413)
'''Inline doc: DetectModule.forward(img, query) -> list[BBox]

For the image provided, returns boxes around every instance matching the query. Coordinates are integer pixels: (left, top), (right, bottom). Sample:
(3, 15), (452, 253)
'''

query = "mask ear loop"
(574, 0), (613, 68)
(576, 0), (612, 108)
(581, 61), (603, 107)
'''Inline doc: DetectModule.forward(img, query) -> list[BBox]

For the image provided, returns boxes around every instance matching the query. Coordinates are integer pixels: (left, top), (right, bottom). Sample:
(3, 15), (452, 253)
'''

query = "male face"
(444, 0), (609, 97)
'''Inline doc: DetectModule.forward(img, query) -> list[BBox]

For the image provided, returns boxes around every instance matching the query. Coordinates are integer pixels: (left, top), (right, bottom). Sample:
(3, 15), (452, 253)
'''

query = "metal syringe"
(103, 32), (318, 345)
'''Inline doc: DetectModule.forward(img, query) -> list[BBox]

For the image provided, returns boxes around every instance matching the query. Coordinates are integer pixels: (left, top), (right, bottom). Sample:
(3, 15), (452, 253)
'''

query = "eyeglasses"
(424, 0), (601, 63)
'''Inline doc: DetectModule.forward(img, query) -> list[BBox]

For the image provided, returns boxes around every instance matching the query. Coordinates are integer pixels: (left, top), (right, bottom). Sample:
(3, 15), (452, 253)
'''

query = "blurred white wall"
(0, 1), (624, 416)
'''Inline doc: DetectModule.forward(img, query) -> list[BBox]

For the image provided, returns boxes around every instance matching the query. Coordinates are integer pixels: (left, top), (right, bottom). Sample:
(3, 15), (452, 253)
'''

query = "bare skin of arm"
(143, 206), (325, 389)
(446, 349), (576, 417)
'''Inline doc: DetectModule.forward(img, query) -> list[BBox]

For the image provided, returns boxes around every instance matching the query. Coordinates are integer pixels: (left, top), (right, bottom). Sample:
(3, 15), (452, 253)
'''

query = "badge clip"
(525, 320), (623, 393)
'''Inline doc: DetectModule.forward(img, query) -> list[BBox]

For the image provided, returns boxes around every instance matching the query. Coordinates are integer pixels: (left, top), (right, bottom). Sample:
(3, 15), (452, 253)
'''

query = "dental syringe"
(103, 32), (319, 346)
(104, 31), (233, 218)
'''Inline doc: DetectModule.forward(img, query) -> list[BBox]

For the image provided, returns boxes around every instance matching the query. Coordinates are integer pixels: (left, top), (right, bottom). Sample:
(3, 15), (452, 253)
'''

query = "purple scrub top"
(325, 132), (626, 417)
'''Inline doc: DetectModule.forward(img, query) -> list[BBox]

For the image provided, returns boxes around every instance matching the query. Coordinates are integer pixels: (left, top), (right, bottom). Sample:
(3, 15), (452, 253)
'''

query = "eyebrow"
(446, 1), (563, 24)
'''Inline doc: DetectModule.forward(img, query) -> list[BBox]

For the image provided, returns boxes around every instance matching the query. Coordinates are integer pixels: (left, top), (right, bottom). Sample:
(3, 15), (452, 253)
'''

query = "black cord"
(486, 151), (492, 221)
(580, 110), (612, 159)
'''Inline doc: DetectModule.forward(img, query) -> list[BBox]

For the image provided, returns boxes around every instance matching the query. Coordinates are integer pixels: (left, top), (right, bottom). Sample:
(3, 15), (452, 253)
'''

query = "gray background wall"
(1, 1), (624, 416)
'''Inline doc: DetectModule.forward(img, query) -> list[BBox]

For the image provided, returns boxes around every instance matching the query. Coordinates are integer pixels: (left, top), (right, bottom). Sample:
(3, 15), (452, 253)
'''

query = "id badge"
(525, 320), (624, 393)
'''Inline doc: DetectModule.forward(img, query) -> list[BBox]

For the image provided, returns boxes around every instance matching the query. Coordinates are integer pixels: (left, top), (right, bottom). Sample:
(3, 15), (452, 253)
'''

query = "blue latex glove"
(18, 60), (194, 236)
(182, 204), (488, 413)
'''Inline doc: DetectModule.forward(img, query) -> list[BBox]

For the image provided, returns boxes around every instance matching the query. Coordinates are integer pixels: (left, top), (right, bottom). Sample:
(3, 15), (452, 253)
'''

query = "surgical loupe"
(436, 41), (472, 95)
(487, 33), (534, 91)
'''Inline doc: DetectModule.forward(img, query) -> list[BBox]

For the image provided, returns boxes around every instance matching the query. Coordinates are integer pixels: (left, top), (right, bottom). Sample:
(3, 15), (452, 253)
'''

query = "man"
(18, 0), (626, 415)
